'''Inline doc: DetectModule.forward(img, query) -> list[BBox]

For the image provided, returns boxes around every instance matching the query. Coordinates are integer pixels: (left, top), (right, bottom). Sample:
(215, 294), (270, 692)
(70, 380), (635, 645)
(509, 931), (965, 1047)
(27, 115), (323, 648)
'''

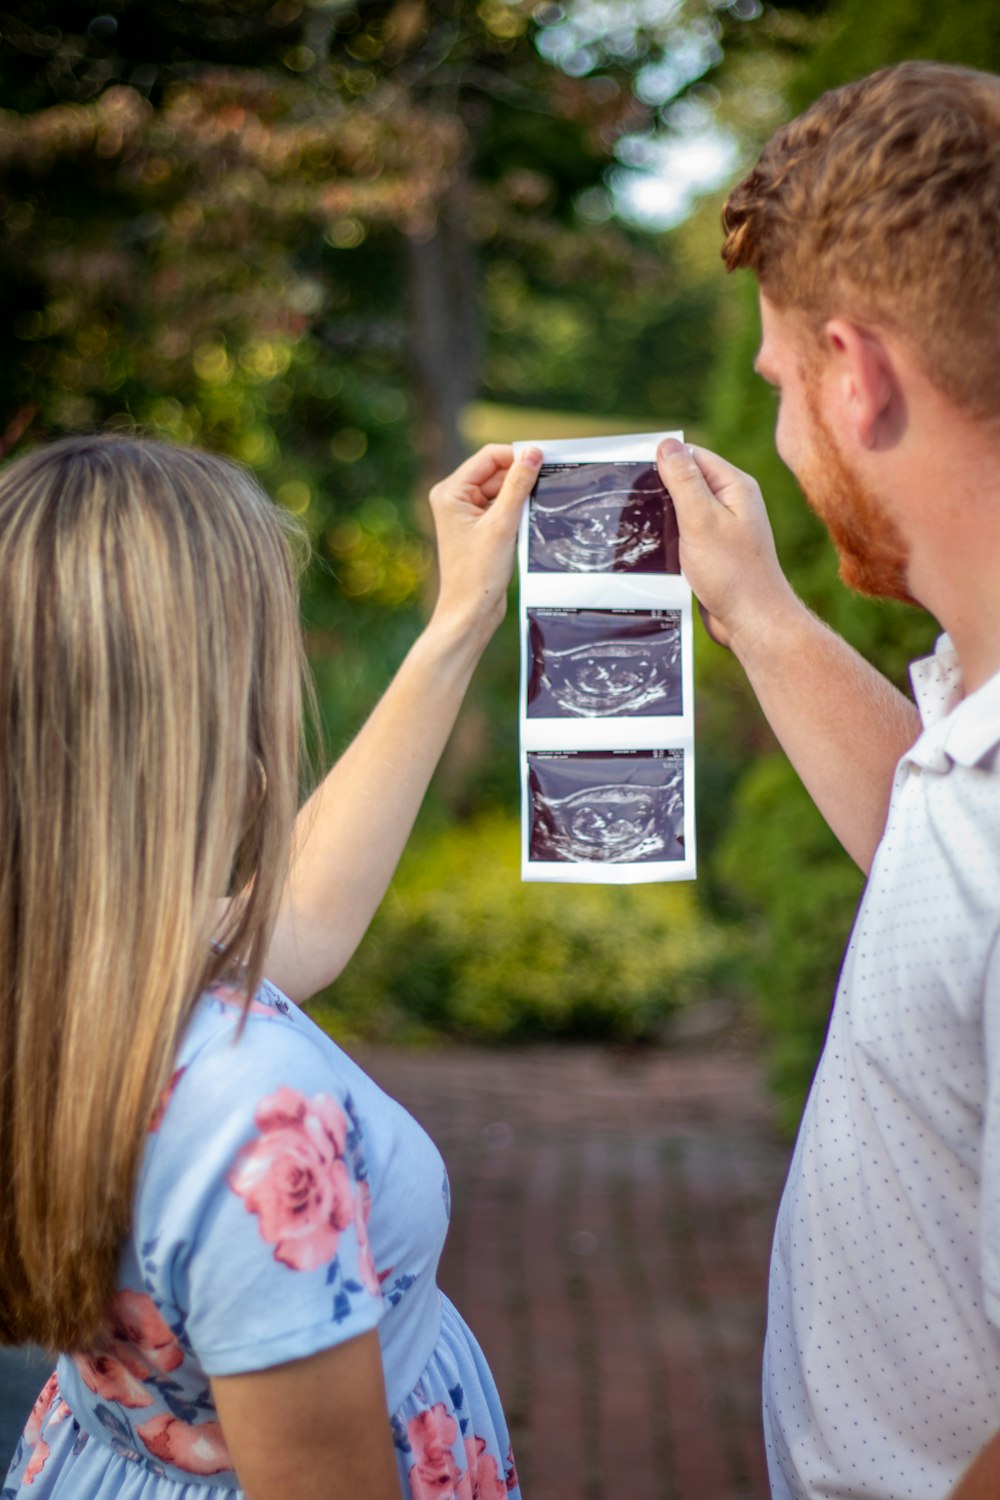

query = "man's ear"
(822, 318), (900, 449)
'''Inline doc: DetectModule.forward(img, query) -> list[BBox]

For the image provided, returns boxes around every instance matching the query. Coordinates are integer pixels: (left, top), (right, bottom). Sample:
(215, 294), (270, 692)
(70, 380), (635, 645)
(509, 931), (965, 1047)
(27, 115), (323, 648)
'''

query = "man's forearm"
(734, 592), (921, 873)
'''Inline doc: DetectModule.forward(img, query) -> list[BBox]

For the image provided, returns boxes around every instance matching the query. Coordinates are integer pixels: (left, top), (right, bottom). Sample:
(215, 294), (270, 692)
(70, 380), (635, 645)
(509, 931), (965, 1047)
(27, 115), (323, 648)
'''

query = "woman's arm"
(262, 443), (541, 1003)
(211, 1330), (400, 1500)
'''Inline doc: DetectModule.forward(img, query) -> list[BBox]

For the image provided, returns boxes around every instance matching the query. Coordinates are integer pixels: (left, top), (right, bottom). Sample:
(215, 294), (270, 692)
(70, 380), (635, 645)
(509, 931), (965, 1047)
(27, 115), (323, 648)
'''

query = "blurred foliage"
(311, 811), (747, 1044)
(0, 0), (776, 1056)
(9, 0), (987, 1099)
(698, 0), (1000, 1127)
(0, 0), (761, 754)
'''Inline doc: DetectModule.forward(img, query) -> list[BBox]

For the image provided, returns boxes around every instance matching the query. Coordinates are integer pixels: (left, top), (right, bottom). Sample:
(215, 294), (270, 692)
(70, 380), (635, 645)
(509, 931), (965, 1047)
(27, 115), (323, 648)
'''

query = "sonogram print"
(528, 610), (682, 718)
(528, 751), (684, 864)
(528, 461), (680, 574)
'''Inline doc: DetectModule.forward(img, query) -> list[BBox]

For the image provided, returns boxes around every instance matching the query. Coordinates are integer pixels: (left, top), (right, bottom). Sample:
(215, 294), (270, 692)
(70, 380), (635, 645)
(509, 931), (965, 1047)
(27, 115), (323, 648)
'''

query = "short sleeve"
(134, 1002), (384, 1377)
(980, 926), (1000, 1326)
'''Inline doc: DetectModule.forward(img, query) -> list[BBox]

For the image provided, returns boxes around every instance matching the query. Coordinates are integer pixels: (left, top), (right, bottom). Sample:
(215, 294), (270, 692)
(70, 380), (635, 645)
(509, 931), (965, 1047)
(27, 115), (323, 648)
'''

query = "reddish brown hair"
(722, 61), (1000, 416)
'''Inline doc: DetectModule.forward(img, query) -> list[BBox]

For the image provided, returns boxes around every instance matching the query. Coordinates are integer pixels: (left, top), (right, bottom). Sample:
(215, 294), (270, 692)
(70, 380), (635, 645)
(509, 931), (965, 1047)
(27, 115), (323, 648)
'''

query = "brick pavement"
(358, 1041), (791, 1500)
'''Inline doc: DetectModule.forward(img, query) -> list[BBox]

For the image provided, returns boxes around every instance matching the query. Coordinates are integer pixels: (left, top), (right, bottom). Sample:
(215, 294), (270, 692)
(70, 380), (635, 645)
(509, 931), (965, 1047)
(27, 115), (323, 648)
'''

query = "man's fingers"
(687, 443), (750, 495)
(657, 439), (750, 518)
(658, 437), (708, 490)
(657, 439), (720, 531)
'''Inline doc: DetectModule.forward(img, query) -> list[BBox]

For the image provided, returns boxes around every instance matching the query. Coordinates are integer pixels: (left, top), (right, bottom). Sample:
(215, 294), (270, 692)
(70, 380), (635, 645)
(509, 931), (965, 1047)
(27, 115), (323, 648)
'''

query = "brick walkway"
(358, 1041), (790, 1500)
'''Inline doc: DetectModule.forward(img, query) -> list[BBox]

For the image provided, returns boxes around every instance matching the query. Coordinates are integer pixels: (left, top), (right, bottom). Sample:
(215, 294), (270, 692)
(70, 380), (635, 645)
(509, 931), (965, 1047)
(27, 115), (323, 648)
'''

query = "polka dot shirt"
(764, 636), (1000, 1500)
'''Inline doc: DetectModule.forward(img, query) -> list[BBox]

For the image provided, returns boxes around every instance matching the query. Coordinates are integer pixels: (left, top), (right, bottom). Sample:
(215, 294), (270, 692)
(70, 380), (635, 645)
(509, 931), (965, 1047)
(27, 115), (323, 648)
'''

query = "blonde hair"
(0, 433), (307, 1351)
(722, 61), (1000, 418)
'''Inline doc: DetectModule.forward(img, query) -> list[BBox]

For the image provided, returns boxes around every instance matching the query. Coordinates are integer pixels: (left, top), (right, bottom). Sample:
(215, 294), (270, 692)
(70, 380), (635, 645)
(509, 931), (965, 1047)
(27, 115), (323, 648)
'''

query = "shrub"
(310, 812), (746, 1046)
(716, 754), (866, 1134)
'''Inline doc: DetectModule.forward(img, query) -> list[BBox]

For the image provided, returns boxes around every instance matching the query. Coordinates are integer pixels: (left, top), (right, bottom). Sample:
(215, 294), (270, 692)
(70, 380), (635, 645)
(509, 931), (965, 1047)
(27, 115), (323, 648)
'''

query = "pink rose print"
(22, 1379), (70, 1486)
(74, 1349), (153, 1409)
(113, 1291), (183, 1374)
(354, 1179), (381, 1295)
(70, 1292), (181, 1414)
(463, 1436), (507, 1500)
(505, 1445), (519, 1492)
(228, 1087), (355, 1271)
(24, 1374), (58, 1447)
(407, 1404), (463, 1500)
(208, 981), (276, 1018)
(22, 1437), (50, 1487)
(22, 1375), (56, 1485)
(138, 1413), (232, 1475)
(149, 1067), (186, 1133)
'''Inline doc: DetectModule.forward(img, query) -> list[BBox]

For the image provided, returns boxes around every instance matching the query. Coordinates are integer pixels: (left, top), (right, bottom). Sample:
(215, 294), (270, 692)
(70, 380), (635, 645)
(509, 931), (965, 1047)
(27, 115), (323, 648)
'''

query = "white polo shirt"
(764, 635), (1000, 1500)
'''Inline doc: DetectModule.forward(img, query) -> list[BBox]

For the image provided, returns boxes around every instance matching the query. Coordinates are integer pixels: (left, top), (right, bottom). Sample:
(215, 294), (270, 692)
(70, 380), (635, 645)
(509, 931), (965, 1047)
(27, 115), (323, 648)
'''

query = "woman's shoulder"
(172, 978), (346, 1091)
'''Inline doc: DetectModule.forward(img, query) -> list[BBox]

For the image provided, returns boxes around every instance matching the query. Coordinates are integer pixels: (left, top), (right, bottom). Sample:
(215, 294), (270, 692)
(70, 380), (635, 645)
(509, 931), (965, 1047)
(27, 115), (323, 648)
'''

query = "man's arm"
(657, 440), (921, 873)
(260, 444), (540, 1004)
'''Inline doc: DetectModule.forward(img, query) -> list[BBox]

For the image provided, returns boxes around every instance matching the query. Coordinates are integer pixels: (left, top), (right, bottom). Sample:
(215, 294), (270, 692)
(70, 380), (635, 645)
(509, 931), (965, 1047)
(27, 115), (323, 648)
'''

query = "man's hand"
(657, 437), (796, 660)
(657, 436), (919, 873)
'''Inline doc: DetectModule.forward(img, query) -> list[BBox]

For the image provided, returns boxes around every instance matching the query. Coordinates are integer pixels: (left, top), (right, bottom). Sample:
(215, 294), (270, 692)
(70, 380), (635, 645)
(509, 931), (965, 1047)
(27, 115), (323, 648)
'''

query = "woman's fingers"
(429, 444), (515, 508)
(485, 446), (542, 532)
(429, 443), (542, 521)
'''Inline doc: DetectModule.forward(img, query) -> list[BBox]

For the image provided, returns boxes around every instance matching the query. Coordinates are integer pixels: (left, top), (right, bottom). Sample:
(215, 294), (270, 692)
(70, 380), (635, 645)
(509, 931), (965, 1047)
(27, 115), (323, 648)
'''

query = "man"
(657, 61), (1000, 1500)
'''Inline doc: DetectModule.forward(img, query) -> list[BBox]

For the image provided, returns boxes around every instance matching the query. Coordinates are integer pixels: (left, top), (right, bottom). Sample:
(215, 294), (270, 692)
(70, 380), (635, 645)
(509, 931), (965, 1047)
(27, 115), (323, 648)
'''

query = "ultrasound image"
(528, 461), (680, 574)
(528, 751), (684, 864)
(528, 610), (682, 718)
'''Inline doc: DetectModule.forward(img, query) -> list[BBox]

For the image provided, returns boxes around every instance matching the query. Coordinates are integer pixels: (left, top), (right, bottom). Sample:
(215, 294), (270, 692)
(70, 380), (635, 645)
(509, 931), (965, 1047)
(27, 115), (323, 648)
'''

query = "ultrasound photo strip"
(528, 751), (685, 867)
(527, 609), (682, 720)
(515, 431), (696, 885)
(527, 460), (682, 574)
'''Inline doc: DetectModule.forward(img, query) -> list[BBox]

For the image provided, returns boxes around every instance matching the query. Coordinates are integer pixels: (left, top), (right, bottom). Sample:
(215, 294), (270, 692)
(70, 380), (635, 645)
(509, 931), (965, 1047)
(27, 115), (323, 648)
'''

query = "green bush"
(716, 755), (865, 1134)
(310, 812), (746, 1047)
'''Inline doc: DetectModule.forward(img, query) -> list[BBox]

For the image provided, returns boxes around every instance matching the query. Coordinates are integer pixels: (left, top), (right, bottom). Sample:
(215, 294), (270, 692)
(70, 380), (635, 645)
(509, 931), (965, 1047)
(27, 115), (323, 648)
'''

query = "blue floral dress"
(3, 982), (519, 1499)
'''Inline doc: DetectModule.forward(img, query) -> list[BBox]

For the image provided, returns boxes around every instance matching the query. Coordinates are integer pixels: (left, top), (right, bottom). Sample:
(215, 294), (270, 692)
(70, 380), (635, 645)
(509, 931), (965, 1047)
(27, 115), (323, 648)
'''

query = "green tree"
(0, 0), (769, 781)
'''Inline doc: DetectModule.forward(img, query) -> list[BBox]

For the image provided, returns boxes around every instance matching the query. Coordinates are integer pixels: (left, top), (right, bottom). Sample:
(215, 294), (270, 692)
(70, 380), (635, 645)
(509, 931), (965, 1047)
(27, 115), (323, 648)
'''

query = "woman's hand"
(428, 443), (542, 650)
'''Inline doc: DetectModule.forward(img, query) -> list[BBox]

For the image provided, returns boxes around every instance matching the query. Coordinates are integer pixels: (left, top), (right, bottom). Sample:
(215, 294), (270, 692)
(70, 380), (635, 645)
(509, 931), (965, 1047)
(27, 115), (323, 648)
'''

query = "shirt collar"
(906, 633), (1000, 772)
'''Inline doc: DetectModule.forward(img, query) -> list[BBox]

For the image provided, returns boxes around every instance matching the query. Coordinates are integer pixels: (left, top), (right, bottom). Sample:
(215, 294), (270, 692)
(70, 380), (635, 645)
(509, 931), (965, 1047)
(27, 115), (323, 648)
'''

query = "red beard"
(799, 382), (918, 606)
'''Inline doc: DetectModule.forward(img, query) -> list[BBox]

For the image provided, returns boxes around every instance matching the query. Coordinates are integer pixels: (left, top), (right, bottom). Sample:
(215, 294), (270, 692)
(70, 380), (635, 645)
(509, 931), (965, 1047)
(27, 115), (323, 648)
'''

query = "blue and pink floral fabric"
(3, 983), (519, 1499)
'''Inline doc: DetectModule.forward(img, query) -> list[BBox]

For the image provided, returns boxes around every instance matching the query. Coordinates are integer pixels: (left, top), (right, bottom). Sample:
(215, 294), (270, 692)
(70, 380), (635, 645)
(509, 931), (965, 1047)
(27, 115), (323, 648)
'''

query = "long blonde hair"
(0, 433), (307, 1351)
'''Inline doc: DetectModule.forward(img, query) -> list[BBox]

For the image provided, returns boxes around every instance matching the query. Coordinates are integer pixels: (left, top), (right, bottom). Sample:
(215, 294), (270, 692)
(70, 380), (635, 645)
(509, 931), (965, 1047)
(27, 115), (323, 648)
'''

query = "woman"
(0, 431), (542, 1499)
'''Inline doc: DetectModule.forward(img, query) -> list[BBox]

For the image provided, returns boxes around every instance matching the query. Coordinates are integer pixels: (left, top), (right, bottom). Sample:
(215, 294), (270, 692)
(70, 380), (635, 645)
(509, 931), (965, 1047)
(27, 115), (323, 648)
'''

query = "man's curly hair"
(722, 61), (1000, 417)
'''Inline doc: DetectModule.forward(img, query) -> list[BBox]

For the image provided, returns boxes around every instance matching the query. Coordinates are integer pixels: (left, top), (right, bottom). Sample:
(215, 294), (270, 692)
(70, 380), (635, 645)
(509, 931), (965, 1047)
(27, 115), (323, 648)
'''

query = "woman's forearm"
(264, 614), (492, 1002)
(262, 443), (541, 1002)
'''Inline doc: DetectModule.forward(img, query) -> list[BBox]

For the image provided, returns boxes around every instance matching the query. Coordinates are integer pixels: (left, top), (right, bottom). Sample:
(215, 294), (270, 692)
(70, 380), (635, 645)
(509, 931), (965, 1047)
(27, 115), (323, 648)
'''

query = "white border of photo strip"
(514, 431), (696, 884)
